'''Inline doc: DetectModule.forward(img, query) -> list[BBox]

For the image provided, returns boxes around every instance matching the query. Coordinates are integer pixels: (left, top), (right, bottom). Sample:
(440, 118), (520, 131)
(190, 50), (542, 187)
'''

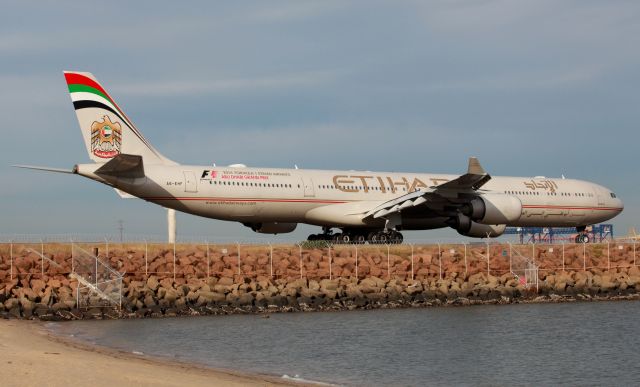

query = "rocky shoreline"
(2, 270), (640, 320)
(1, 243), (639, 320)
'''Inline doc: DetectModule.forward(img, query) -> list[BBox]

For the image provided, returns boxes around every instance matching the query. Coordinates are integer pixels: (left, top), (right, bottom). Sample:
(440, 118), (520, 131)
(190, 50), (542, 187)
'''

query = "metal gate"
(509, 243), (539, 291)
(71, 245), (123, 310)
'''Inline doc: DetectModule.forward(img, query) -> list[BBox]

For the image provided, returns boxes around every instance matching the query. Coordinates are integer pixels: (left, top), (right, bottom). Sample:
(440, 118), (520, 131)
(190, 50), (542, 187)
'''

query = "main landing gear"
(307, 229), (404, 244)
(575, 226), (590, 243)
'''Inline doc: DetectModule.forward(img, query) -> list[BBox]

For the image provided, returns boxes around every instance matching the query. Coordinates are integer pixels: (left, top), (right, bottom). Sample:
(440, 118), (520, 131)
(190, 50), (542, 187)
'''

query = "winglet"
(467, 157), (485, 175)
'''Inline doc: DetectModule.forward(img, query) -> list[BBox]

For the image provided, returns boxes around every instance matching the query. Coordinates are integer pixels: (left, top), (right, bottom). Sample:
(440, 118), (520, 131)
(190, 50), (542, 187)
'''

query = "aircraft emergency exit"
(15, 72), (624, 244)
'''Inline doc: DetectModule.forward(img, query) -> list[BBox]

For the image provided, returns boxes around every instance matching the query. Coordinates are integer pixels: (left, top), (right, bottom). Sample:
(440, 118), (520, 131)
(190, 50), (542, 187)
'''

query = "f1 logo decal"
(201, 170), (217, 179)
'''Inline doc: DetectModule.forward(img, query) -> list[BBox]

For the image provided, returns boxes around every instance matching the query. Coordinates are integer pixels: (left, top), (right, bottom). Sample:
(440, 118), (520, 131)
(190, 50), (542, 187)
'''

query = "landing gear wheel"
(376, 231), (389, 244)
(368, 231), (379, 244)
(575, 234), (590, 243)
(390, 230), (403, 244)
(354, 234), (366, 244)
(307, 234), (318, 241)
(333, 233), (352, 244)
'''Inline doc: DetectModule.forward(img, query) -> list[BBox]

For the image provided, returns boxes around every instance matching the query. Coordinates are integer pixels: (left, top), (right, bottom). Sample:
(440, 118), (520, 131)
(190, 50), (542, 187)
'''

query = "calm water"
(47, 302), (640, 386)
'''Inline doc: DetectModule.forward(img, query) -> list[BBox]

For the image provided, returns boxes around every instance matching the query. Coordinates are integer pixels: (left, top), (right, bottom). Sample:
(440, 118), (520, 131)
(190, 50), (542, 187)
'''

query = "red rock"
(338, 249), (351, 258)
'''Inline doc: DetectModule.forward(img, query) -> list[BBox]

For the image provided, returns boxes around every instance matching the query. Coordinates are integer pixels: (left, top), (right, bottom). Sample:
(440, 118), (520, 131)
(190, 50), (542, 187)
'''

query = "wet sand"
(0, 319), (298, 387)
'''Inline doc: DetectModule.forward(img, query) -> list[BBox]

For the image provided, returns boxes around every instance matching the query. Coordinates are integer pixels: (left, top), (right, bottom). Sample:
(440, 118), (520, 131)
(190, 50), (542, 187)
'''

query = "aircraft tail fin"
(63, 71), (176, 165)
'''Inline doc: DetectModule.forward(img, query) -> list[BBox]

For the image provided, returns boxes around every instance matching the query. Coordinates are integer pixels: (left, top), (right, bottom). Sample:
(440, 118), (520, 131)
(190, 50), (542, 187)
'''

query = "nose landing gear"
(575, 233), (590, 243)
(575, 226), (590, 243)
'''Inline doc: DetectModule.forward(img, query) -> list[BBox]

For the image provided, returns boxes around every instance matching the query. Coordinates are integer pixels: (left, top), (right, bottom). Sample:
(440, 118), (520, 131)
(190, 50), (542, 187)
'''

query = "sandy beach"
(0, 319), (297, 387)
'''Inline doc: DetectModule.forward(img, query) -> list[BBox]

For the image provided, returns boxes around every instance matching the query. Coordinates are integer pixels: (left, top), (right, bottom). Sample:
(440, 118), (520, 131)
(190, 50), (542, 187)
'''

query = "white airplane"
(15, 72), (624, 244)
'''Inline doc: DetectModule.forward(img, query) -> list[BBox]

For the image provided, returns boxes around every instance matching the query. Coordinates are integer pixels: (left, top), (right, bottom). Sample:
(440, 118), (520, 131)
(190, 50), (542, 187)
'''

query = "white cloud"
(422, 65), (604, 92)
(245, 1), (346, 22)
(111, 71), (343, 97)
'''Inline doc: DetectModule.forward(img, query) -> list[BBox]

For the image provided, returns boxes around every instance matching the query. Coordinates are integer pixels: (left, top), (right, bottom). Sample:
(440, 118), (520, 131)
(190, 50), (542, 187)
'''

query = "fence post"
(607, 241), (610, 271)
(206, 241), (210, 280)
(236, 243), (241, 276)
(355, 245), (359, 280)
(438, 243), (442, 280)
(485, 242), (490, 276)
(634, 240), (637, 267)
(410, 244), (414, 281)
(509, 243), (512, 274)
(95, 246), (98, 287)
(464, 243), (467, 276)
(583, 242), (586, 272)
(105, 237), (109, 259)
(387, 244), (391, 280)
(299, 244), (303, 280)
(10, 240), (13, 281)
(144, 240), (148, 277)
(70, 240), (74, 274)
(562, 243), (565, 272)
(41, 240), (44, 278)
(532, 243), (535, 264)
(269, 243), (273, 278)
(173, 241), (177, 282)
(329, 245), (333, 280)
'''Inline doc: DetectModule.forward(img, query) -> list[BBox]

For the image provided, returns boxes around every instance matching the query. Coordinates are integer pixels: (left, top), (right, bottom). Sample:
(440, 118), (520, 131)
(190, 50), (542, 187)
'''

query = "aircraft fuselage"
(77, 163), (623, 231)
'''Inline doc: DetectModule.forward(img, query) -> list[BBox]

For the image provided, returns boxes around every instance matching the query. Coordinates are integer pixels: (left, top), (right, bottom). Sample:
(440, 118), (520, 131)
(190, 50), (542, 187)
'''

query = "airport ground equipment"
(504, 224), (613, 244)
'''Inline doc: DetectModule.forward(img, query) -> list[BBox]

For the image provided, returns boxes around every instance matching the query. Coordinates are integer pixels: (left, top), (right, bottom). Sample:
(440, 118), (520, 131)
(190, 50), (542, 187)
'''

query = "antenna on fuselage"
(294, 164), (299, 169)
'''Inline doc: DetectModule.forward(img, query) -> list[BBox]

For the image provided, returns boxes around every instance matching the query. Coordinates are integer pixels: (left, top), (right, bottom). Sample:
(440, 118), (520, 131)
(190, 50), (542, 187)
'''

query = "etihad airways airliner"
(16, 72), (623, 244)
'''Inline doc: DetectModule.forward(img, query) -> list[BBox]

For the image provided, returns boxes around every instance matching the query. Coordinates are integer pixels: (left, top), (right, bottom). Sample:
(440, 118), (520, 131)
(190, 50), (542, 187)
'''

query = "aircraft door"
(301, 176), (315, 197)
(184, 171), (198, 193)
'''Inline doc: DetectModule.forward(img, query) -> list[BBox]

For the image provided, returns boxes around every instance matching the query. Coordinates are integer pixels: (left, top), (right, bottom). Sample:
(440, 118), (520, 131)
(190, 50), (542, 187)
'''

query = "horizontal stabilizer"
(114, 188), (137, 199)
(95, 154), (145, 178)
(12, 165), (75, 174)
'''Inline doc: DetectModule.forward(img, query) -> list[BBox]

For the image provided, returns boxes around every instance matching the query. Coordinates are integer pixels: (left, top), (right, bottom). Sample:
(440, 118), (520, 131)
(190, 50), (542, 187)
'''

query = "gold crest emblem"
(91, 115), (122, 158)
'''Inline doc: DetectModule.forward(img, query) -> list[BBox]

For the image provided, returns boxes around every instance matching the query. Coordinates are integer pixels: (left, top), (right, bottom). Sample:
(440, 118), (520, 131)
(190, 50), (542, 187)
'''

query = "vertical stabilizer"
(64, 71), (176, 165)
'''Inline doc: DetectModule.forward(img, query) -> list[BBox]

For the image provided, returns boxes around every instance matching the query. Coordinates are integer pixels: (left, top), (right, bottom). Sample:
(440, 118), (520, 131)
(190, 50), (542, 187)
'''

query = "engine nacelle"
(244, 222), (297, 234)
(447, 213), (506, 238)
(458, 221), (506, 238)
(461, 193), (522, 225)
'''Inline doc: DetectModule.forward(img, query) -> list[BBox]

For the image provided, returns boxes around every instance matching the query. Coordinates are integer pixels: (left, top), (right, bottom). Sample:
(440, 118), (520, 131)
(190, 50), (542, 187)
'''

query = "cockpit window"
(610, 193), (617, 198)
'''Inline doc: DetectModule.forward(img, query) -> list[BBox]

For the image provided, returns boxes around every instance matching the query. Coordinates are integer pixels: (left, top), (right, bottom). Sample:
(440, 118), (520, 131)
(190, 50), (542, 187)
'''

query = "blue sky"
(1, 1), (638, 242)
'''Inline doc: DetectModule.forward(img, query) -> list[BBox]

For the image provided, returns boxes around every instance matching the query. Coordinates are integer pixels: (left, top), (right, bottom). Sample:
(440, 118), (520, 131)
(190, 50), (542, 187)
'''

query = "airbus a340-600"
(16, 72), (623, 244)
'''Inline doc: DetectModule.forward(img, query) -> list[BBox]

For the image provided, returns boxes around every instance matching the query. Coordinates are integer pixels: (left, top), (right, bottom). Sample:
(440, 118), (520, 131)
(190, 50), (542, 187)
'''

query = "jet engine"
(446, 213), (507, 238)
(458, 222), (506, 238)
(460, 193), (522, 225)
(244, 222), (297, 234)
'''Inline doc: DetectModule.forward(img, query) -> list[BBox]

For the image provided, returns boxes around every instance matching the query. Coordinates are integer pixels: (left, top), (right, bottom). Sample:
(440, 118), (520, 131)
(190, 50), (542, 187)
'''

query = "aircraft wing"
(362, 157), (491, 220)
